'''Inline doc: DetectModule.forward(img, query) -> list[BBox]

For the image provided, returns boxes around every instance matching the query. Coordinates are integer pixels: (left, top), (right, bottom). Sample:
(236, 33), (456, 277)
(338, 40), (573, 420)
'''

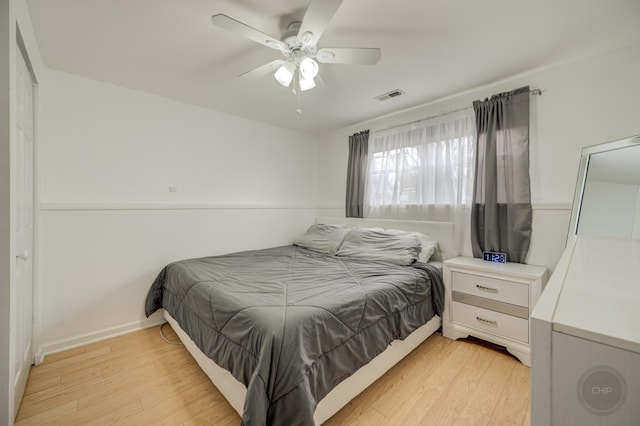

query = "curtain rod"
(373, 88), (543, 133)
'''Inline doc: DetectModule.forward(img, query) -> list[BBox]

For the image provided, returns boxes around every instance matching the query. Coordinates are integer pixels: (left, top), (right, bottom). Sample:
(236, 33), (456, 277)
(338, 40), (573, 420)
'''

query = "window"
(365, 108), (476, 220)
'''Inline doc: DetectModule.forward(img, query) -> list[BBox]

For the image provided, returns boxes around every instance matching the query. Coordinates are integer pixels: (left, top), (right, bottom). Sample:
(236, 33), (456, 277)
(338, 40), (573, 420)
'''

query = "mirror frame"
(567, 134), (640, 245)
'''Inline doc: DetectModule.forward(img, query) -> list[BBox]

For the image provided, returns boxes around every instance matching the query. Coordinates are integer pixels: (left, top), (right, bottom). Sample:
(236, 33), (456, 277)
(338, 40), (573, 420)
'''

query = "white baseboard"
(35, 316), (166, 364)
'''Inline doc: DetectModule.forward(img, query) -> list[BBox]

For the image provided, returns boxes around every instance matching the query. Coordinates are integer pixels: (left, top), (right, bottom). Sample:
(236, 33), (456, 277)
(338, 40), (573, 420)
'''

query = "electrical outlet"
(168, 186), (177, 192)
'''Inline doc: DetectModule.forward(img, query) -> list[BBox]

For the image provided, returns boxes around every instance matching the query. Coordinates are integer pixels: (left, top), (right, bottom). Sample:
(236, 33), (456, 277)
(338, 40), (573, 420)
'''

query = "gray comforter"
(145, 245), (444, 426)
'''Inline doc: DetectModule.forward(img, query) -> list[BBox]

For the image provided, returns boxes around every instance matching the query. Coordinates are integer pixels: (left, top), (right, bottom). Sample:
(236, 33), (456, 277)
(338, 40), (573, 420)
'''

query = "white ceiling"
(26, 0), (640, 135)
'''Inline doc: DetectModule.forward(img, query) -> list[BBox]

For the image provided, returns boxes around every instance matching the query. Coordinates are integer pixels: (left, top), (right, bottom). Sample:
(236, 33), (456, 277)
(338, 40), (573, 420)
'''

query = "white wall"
(38, 70), (321, 355)
(318, 43), (640, 272)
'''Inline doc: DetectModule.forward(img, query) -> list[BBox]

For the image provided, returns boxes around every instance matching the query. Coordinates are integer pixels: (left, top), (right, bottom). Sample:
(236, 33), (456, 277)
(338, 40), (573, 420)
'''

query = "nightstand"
(442, 256), (548, 366)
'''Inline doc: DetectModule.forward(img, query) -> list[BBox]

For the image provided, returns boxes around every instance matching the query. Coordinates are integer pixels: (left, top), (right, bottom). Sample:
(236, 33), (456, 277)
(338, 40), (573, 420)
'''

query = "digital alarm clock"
(483, 251), (506, 263)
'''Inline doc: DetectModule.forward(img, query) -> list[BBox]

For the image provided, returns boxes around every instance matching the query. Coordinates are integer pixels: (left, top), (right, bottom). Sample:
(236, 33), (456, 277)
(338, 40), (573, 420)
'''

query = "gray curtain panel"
(471, 86), (532, 263)
(345, 130), (369, 218)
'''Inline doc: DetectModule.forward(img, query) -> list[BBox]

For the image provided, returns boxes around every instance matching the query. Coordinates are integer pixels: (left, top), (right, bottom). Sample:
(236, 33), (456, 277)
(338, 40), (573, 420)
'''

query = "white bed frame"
(164, 217), (454, 424)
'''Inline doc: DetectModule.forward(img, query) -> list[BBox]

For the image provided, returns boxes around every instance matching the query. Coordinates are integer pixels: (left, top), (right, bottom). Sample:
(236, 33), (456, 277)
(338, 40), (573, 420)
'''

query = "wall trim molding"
(317, 203), (573, 212)
(532, 202), (572, 211)
(39, 202), (318, 212)
(35, 316), (166, 364)
(41, 202), (572, 212)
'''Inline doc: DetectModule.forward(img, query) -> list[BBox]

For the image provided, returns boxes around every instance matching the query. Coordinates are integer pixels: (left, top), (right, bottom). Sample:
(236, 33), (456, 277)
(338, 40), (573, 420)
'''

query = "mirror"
(568, 135), (640, 241)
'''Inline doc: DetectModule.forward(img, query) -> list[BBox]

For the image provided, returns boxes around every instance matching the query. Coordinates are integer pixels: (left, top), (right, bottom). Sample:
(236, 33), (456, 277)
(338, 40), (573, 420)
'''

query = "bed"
(145, 217), (454, 425)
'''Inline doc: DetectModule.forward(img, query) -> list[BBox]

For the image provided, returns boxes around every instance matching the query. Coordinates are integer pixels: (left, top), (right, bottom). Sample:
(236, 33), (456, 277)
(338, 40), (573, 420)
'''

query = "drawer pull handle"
(476, 284), (498, 293)
(476, 316), (498, 326)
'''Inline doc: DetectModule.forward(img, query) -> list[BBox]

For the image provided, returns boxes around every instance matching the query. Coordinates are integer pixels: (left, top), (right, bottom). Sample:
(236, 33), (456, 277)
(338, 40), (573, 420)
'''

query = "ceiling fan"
(211, 0), (381, 95)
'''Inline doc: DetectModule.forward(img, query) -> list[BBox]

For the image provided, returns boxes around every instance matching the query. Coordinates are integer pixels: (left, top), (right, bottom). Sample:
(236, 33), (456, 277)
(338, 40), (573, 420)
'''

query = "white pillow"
(335, 227), (421, 265)
(294, 224), (348, 255)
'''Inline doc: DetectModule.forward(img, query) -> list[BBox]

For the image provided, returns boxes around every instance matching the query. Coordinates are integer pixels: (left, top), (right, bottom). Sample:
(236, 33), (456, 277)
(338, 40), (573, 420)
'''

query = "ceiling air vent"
(375, 89), (405, 101)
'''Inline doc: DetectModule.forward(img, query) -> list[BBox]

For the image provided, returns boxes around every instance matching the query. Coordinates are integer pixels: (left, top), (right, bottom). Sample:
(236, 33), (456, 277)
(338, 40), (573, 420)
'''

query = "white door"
(14, 46), (35, 414)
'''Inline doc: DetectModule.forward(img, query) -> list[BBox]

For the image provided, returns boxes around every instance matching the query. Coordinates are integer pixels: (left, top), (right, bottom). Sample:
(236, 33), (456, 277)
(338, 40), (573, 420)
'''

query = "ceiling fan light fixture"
(299, 76), (316, 92)
(274, 62), (295, 87)
(299, 57), (319, 79)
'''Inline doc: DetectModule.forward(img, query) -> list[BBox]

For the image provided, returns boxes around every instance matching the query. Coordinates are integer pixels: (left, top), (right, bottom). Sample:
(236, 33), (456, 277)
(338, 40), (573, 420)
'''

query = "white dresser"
(442, 256), (548, 366)
(531, 237), (640, 425)
(529, 134), (640, 425)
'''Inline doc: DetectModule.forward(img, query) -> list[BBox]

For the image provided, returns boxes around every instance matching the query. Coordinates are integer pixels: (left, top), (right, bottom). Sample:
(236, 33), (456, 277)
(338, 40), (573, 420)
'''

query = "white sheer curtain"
(365, 108), (476, 255)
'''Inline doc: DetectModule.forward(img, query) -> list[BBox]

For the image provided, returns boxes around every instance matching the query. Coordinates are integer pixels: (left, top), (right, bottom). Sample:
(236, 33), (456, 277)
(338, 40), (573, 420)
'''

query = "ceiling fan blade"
(316, 48), (381, 65)
(211, 14), (287, 51)
(298, 0), (344, 45)
(238, 60), (284, 79)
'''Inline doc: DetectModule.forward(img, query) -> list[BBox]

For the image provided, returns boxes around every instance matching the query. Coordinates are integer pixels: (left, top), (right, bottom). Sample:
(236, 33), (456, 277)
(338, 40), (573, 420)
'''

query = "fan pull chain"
(294, 72), (302, 114)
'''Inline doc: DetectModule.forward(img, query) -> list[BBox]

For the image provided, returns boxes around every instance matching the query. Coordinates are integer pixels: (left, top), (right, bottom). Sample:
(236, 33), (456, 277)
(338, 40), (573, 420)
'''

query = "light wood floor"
(16, 325), (531, 425)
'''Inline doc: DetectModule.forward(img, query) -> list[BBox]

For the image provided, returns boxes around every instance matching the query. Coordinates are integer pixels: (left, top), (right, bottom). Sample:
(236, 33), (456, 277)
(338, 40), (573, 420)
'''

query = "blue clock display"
(483, 251), (506, 263)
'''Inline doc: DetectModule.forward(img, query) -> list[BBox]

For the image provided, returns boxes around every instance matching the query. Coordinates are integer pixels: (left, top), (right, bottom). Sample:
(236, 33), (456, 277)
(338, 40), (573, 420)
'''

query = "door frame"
(2, 4), (44, 422)
(0, 2), (12, 422)
(13, 31), (38, 416)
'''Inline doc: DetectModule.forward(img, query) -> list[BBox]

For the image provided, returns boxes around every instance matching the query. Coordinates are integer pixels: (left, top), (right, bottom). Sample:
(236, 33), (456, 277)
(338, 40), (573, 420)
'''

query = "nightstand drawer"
(451, 271), (529, 307)
(451, 301), (529, 343)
